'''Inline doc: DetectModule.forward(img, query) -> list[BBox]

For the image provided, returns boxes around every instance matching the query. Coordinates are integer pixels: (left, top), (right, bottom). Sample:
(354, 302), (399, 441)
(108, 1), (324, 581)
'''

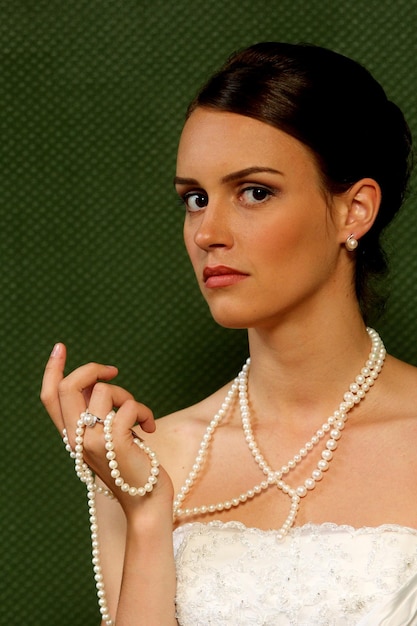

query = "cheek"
(249, 219), (306, 259)
(248, 211), (332, 276)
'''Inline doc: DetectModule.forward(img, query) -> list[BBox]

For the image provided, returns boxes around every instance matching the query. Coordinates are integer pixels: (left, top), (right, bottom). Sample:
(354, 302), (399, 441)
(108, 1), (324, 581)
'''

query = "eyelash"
(178, 184), (276, 213)
(239, 185), (275, 206)
(180, 191), (208, 212)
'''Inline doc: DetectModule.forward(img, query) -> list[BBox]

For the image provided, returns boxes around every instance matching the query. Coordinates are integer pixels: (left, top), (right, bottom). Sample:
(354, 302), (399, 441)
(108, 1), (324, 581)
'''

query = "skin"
(41, 107), (417, 625)
(178, 109), (344, 331)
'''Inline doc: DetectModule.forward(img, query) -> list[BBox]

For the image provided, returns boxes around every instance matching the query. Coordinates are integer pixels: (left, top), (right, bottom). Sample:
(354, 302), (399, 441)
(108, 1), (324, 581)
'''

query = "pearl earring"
(345, 234), (358, 251)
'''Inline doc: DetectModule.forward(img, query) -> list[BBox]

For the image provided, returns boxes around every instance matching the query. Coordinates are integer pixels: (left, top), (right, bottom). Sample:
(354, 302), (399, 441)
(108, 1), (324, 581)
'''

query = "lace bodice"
(173, 521), (417, 625)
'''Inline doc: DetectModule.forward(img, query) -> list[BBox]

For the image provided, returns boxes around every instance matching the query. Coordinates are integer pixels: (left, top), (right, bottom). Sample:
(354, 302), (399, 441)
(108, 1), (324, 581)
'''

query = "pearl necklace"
(67, 327), (384, 624)
(173, 327), (385, 541)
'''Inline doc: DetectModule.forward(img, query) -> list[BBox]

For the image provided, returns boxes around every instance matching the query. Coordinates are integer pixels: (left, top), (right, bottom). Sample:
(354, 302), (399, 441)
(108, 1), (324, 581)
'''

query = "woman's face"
(175, 107), (346, 330)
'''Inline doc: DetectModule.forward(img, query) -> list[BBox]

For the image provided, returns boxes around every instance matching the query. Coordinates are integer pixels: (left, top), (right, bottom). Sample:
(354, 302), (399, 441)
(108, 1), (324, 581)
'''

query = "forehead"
(177, 107), (319, 179)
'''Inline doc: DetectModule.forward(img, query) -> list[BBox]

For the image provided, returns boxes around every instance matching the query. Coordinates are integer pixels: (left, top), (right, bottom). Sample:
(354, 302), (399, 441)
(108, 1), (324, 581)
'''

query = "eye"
(182, 191), (209, 212)
(240, 186), (273, 206)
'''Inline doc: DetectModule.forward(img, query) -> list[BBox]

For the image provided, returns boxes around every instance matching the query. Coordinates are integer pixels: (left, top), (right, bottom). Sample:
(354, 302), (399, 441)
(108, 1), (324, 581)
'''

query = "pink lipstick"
(203, 265), (249, 288)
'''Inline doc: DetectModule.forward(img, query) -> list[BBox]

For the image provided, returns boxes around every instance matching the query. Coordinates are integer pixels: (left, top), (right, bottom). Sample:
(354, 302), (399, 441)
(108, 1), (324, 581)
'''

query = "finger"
(40, 342), (68, 430)
(86, 382), (136, 421)
(58, 362), (119, 438)
(113, 398), (156, 435)
(81, 398), (153, 467)
(81, 395), (155, 482)
(86, 378), (156, 434)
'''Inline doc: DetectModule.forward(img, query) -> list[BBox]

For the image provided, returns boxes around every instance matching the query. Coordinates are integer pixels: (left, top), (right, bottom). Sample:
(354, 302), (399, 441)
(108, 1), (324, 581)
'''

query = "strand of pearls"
(64, 410), (161, 625)
(173, 375), (281, 521)
(173, 377), (239, 520)
(239, 327), (386, 540)
(173, 328), (385, 535)
(71, 413), (115, 626)
(103, 410), (160, 496)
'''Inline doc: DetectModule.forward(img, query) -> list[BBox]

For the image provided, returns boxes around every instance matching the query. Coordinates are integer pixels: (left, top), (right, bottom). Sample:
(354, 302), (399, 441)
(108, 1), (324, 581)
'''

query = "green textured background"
(1, 1), (416, 624)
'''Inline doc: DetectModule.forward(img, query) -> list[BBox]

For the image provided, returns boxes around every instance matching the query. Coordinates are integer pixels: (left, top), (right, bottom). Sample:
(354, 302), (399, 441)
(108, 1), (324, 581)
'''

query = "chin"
(215, 319), (248, 330)
(208, 307), (256, 330)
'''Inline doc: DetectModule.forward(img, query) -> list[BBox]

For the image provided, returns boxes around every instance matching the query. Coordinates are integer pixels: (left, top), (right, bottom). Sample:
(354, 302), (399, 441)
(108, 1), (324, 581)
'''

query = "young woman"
(41, 42), (417, 625)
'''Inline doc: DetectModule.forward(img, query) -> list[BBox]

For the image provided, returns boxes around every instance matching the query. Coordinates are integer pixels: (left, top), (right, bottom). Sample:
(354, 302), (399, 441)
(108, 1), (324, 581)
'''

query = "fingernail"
(51, 343), (63, 357)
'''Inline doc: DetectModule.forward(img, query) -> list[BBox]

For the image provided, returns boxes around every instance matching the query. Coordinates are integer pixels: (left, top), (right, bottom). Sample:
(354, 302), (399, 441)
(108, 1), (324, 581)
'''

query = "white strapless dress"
(173, 521), (417, 625)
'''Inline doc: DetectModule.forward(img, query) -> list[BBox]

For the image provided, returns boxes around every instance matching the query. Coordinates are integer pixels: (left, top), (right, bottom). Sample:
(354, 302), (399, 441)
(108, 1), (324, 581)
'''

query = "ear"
(337, 178), (381, 244)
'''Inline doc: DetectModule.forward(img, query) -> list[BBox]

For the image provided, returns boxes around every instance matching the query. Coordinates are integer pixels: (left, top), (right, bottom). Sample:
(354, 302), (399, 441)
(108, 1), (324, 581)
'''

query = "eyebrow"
(173, 166), (284, 187)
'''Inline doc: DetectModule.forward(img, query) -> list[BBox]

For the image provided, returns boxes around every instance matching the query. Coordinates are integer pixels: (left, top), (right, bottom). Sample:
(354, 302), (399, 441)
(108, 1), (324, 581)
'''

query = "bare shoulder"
(382, 354), (417, 410)
(141, 381), (235, 488)
(372, 354), (417, 446)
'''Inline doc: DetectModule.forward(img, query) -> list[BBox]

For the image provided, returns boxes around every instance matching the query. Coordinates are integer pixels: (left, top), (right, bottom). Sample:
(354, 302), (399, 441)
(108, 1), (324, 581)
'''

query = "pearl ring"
(80, 410), (103, 428)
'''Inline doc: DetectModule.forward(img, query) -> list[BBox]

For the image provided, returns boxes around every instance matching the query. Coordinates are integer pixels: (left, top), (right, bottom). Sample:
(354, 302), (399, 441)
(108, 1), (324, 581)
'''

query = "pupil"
(253, 188), (266, 200)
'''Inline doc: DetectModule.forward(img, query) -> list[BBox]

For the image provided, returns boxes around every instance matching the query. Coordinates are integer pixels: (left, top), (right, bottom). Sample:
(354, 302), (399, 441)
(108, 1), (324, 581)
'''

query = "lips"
(203, 265), (249, 288)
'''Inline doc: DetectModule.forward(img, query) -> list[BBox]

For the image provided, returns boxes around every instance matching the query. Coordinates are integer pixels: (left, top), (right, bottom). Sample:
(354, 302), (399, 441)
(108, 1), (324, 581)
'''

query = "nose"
(191, 200), (234, 251)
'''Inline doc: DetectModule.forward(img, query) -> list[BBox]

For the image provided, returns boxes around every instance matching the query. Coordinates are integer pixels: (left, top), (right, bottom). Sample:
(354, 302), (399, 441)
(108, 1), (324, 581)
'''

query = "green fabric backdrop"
(1, 0), (416, 623)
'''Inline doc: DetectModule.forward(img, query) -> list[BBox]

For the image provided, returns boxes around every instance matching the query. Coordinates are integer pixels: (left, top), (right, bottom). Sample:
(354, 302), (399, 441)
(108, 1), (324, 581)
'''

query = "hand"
(40, 343), (174, 517)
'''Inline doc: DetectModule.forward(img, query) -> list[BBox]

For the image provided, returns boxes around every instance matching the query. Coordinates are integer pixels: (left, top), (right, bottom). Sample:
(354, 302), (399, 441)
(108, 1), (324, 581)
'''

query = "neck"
(246, 310), (373, 424)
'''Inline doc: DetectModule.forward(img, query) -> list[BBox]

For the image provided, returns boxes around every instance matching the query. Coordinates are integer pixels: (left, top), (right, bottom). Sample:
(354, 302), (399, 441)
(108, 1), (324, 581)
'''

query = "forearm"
(115, 512), (177, 626)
